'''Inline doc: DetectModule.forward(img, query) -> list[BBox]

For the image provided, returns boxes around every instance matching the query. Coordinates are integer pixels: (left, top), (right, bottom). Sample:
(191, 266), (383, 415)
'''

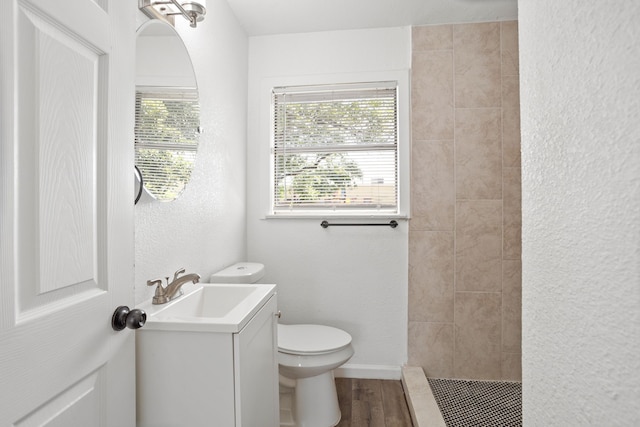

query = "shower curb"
(401, 366), (446, 427)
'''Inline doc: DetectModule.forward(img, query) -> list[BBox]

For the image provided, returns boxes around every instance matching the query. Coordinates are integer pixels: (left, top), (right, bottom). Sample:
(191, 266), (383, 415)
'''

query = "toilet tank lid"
(209, 262), (265, 283)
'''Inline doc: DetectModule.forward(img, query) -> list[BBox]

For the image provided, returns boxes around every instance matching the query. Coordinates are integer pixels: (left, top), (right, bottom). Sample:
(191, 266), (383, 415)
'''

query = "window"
(134, 89), (200, 201)
(271, 82), (399, 216)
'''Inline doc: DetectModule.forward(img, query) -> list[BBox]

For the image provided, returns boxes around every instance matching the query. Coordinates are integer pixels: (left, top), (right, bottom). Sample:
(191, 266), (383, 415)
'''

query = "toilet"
(210, 263), (354, 427)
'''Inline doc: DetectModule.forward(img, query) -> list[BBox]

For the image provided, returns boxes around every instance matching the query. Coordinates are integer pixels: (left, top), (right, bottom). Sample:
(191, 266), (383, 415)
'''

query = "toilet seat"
(278, 324), (352, 355)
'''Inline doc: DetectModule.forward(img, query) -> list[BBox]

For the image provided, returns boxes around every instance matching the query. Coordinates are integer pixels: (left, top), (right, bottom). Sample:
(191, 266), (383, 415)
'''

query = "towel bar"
(320, 220), (398, 229)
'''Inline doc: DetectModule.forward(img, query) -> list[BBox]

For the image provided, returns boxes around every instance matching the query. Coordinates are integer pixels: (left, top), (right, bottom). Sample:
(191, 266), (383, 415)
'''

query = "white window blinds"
(272, 82), (398, 214)
(134, 89), (200, 201)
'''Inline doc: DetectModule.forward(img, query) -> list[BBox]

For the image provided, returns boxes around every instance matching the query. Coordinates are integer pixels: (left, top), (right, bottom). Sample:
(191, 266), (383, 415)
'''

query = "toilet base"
(280, 371), (341, 427)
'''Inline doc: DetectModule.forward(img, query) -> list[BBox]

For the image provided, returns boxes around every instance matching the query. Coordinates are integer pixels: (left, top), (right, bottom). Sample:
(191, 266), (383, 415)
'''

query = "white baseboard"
(334, 363), (402, 380)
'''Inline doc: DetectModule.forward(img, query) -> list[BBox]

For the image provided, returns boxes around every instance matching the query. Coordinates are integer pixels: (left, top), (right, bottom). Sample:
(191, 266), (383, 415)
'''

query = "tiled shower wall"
(408, 22), (522, 381)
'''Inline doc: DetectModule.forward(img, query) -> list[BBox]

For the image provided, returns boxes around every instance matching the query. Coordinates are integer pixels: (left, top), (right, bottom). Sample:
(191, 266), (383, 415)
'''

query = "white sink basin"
(141, 283), (276, 333)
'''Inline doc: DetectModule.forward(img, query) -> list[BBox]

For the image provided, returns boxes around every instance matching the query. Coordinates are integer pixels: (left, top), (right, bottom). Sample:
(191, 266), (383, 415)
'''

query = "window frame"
(266, 72), (410, 219)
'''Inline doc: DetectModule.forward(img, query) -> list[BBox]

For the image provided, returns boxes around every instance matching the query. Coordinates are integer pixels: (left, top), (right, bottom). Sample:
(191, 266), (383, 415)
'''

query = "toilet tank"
(210, 262), (265, 284)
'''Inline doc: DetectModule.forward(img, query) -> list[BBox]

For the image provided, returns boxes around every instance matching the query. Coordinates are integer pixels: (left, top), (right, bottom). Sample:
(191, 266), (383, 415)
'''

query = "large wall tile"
(501, 21), (519, 76)
(412, 51), (454, 140)
(454, 292), (502, 379)
(502, 76), (521, 168)
(409, 231), (454, 322)
(456, 200), (502, 292)
(411, 140), (454, 230)
(455, 108), (503, 200)
(502, 353), (522, 381)
(503, 260), (522, 353)
(410, 21), (521, 381)
(454, 23), (501, 108)
(408, 322), (454, 378)
(412, 25), (453, 51)
(503, 139), (521, 169)
(503, 167), (522, 260)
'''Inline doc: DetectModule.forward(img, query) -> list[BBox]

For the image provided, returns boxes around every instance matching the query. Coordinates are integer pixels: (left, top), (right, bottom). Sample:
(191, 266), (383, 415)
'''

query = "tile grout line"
(451, 22), (458, 380)
(500, 20), (506, 381)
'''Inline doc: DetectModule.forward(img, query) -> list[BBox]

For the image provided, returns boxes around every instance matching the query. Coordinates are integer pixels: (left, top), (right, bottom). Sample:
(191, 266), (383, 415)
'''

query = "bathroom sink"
(141, 283), (276, 333)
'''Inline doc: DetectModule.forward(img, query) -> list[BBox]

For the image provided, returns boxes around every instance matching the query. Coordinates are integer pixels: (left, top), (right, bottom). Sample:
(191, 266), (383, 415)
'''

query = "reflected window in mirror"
(135, 88), (200, 201)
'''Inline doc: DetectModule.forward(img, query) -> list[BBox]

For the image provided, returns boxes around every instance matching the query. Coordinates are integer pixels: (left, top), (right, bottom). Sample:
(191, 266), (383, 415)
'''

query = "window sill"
(264, 213), (409, 220)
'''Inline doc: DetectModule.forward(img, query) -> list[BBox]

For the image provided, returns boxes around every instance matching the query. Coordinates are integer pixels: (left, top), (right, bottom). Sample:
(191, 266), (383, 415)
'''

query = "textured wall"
(519, 0), (640, 425)
(134, 1), (249, 304)
(408, 22), (522, 381)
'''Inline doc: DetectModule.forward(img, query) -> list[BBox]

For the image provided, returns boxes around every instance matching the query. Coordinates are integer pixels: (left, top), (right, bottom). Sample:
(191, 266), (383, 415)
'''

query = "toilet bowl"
(210, 263), (354, 427)
(278, 324), (354, 427)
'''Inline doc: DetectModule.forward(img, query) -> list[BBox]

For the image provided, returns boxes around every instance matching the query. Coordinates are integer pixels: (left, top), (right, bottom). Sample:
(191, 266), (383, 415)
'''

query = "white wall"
(136, 34), (196, 87)
(519, 1), (640, 425)
(247, 28), (411, 377)
(135, 0), (249, 304)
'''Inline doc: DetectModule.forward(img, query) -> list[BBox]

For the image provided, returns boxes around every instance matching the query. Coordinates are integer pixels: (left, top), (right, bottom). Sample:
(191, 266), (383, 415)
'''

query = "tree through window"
(271, 82), (398, 214)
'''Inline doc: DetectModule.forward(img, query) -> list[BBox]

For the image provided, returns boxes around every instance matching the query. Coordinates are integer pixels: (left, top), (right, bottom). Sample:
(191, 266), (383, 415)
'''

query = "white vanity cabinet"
(233, 295), (279, 426)
(137, 291), (279, 427)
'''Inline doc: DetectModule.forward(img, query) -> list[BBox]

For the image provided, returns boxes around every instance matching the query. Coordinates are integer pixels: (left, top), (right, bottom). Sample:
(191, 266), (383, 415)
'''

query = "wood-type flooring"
(335, 378), (413, 427)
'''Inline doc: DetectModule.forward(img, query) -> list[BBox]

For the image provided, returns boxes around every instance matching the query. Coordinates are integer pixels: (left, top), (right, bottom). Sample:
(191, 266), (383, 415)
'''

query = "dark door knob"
(112, 306), (147, 331)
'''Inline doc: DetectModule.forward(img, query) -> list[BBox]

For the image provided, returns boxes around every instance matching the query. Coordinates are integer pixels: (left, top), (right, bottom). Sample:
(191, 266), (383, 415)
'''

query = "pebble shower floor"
(427, 378), (522, 427)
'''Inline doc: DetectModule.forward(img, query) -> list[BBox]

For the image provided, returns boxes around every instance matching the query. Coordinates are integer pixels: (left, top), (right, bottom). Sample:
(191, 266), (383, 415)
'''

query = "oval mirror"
(134, 20), (200, 203)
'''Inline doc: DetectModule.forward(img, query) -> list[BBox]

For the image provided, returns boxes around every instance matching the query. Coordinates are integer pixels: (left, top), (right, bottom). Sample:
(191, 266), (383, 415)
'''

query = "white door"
(0, 0), (136, 425)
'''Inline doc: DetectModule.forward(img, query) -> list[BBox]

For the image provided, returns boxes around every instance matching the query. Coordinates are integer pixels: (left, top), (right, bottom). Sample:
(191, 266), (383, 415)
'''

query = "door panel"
(17, 1), (105, 318)
(14, 369), (104, 427)
(36, 21), (100, 295)
(0, 0), (136, 425)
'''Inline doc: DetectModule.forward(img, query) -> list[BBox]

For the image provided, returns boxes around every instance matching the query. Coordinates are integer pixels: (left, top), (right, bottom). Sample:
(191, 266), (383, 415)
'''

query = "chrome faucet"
(147, 268), (201, 304)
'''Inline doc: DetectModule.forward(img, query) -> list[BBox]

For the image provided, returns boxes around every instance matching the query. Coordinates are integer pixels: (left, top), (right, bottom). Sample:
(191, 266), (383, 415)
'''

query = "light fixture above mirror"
(139, 0), (207, 28)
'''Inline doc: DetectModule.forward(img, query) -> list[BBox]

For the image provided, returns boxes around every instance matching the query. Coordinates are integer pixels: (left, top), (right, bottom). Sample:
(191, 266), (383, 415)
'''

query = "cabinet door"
(234, 295), (279, 427)
(137, 330), (235, 427)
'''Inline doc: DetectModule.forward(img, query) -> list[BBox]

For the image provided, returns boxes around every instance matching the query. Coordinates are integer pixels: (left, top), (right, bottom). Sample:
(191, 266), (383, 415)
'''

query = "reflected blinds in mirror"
(135, 89), (200, 201)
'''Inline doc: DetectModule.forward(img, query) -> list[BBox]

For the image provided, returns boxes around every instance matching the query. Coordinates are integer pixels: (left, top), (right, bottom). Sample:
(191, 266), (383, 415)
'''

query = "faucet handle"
(173, 268), (186, 281)
(147, 278), (169, 304)
(147, 278), (164, 289)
